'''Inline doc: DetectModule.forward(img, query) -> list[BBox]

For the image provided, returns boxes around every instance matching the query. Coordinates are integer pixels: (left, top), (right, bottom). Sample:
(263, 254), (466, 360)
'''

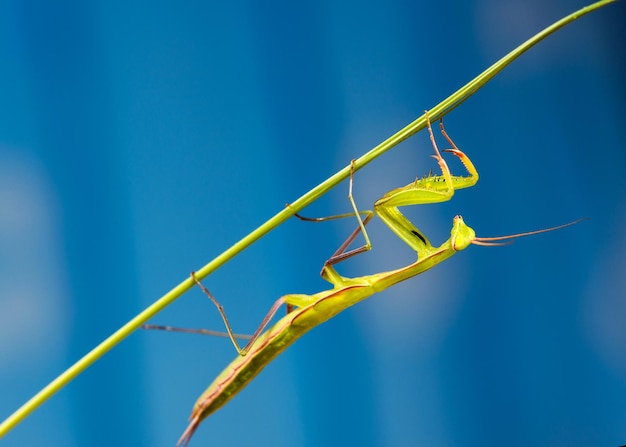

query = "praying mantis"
(147, 111), (581, 446)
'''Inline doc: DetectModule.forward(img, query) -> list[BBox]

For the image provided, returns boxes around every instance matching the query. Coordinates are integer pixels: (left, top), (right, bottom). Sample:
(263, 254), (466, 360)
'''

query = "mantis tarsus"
(149, 112), (581, 446)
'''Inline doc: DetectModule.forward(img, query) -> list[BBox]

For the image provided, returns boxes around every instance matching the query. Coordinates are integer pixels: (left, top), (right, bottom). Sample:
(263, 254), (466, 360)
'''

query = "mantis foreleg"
(371, 111), (478, 258)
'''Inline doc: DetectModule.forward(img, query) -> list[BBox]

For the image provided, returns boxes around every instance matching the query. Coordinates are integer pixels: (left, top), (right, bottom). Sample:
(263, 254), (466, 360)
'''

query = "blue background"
(1, 1), (625, 446)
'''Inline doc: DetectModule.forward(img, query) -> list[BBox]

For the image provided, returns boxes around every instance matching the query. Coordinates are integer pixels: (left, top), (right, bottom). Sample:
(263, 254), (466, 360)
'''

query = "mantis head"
(450, 215), (476, 251)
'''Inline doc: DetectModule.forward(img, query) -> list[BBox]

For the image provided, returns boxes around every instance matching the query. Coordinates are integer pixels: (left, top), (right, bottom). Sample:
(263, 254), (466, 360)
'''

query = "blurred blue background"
(1, 0), (625, 446)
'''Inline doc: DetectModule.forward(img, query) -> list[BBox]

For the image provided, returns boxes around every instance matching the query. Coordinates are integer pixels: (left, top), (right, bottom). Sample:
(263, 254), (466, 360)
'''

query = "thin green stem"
(0, 0), (615, 438)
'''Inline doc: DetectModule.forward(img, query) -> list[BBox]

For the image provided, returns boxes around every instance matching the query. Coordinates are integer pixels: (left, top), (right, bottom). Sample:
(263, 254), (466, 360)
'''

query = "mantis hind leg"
(146, 274), (319, 355)
(189, 272), (288, 356)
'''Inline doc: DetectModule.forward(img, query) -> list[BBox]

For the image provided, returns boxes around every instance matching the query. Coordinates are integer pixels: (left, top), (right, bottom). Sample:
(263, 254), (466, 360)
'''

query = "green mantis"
(157, 112), (580, 446)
